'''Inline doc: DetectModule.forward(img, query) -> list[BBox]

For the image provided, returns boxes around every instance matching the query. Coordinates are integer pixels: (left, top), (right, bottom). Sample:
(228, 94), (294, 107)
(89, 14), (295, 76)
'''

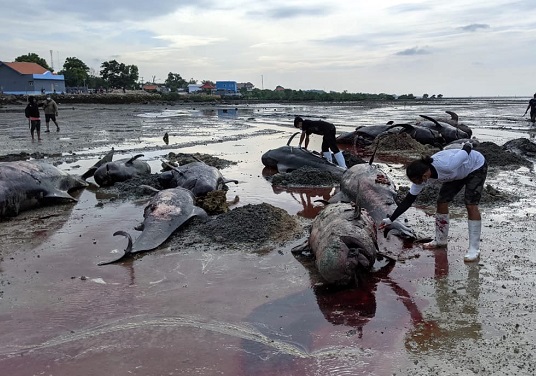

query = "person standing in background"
(24, 96), (42, 142)
(43, 96), (60, 132)
(523, 93), (536, 126)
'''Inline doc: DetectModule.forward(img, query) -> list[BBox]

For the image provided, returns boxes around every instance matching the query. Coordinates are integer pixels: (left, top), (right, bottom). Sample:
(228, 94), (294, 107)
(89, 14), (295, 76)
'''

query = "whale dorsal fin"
(126, 154), (144, 165)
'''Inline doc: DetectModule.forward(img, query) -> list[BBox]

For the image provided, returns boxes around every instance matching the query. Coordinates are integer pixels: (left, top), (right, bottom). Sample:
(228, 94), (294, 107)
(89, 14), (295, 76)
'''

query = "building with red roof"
(0, 61), (66, 95)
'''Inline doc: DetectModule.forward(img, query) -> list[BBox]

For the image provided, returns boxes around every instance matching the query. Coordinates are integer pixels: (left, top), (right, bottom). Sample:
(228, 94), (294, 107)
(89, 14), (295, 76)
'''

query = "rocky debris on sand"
(364, 132), (435, 158)
(195, 190), (239, 215)
(502, 138), (536, 159)
(0, 151), (62, 162)
(479, 141), (533, 169)
(270, 166), (341, 187)
(200, 203), (301, 244)
(164, 152), (236, 170)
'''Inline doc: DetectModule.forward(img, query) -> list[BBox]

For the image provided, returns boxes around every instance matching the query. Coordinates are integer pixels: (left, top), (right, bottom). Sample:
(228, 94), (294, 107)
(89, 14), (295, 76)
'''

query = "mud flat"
(0, 100), (535, 375)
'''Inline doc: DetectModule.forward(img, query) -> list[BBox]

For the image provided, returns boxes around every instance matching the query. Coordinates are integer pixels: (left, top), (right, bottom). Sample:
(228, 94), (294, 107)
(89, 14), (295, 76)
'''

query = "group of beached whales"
(336, 111), (473, 147)
(0, 149), (238, 265)
(0, 111), (491, 286)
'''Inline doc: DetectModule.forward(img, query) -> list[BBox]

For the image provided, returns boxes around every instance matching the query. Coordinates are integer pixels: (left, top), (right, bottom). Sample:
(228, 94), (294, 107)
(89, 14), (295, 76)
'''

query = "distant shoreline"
(0, 92), (529, 107)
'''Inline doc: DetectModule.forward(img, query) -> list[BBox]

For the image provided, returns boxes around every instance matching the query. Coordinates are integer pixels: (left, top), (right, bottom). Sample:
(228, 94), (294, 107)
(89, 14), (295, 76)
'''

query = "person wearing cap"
(293, 116), (347, 169)
(43, 97), (60, 132)
(24, 96), (42, 142)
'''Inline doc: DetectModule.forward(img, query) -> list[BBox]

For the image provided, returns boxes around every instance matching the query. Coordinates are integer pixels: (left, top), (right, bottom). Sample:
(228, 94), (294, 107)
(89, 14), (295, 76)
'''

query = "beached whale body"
(0, 161), (89, 217)
(416, 115), (471, 144)
(304, 202), (378, 285)
(337, 122), (445, 148)
(261, 146), (346, 178)
(93, 154), (151, 187)
(330, 163), (418, 260)
(159, 161), (237, 197)
(99, 187), (208, 265)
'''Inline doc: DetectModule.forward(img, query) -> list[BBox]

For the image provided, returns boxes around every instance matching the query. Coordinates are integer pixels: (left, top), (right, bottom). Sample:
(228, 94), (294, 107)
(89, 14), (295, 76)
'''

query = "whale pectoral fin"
(43, 190), (77, 202)
(80, 167), (98, 180)
(193, 207), (209, 221)
(98, 231), (134, 265)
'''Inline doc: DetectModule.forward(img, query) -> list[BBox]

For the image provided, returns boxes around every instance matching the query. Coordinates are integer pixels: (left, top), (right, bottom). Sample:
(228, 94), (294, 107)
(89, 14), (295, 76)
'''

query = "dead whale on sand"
(159, 160), (238, 197)
(416, 114), (471, 143)
(330, 155), (422, 259)
(261, 132), (346, 178)
(292, 202), (379, 286)
(99, 187), (208, 265)
(0, 161), (89, 217)
(93, 154), (151, 187)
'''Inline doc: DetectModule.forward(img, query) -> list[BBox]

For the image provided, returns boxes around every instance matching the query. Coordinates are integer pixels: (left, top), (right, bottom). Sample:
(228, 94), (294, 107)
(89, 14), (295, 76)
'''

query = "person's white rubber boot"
(333, 151), (347, 169)
(464, 220), (481, 262)
(323, 152), (333, 163)
(423, 213), (449, 249)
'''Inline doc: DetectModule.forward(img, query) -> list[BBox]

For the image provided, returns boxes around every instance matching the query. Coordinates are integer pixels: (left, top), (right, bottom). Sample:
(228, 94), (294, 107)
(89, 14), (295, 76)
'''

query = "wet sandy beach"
(0, 99), (536, 375)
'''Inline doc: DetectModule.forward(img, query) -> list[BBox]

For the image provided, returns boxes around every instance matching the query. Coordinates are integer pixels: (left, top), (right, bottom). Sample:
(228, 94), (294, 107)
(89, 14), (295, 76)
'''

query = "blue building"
(215, 81), (238, 96)
(0, 61), (66, 95)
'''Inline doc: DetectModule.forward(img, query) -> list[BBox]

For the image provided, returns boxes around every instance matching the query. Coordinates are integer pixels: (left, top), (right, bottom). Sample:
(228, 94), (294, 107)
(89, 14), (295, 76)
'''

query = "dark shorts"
(30, 120), (41, 133)
(530, 111), (535, 123)
(45, 114), (56, 122)
(437, 161), (488, 205)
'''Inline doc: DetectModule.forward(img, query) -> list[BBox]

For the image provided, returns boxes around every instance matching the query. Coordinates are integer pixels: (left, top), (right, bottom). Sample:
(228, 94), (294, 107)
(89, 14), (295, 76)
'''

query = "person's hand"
(467, 138), (479, 148)
(379, 217), (392, 230)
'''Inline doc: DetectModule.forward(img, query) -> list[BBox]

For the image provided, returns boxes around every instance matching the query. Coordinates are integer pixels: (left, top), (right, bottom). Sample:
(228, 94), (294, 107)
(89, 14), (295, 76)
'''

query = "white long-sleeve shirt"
(409, 149), (485, 195)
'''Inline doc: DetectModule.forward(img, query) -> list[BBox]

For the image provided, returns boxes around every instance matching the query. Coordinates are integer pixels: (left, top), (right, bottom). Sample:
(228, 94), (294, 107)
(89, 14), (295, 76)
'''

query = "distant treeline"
(0, 90), (420, 106)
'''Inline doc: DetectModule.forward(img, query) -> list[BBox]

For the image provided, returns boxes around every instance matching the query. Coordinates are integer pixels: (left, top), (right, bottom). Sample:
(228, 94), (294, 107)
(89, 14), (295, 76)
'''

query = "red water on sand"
(0, 100), (531, 375)
(0, 139), (440, 376)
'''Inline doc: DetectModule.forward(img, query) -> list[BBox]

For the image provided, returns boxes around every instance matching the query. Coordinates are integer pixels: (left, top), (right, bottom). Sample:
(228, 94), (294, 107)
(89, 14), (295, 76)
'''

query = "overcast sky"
(1, 0), (534, 97)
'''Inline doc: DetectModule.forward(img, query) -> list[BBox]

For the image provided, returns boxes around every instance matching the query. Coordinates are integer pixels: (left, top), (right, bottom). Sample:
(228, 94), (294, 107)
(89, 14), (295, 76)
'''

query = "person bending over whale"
(379, 142), (487, 262)
(294, 116), (347, 169)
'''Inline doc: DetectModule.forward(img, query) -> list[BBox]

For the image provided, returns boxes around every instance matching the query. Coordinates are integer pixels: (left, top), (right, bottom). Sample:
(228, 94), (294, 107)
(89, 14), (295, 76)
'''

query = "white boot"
(423, 213), (449, 249)
(464, 220), (481, 262)
(323, 152), (333, 163)
(333, 151), (347, 169)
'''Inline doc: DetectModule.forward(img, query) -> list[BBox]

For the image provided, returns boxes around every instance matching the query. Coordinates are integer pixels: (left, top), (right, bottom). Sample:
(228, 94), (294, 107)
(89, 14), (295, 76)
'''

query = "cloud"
(247, 5), (331, 19)
(459, 24), (490, 32)
(395, 47), (431, 56)
(45, 0), (215, 22)
(386, 3), (431, 14)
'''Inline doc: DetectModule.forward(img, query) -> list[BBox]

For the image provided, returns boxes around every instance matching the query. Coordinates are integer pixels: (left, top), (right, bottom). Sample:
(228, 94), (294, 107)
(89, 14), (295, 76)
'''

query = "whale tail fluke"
(98, 230), (134, 265)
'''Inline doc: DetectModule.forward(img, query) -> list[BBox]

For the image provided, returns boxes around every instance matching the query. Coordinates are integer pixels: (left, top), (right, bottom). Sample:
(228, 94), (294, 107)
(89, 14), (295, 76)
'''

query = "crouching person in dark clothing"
(294, 116), (347, 169)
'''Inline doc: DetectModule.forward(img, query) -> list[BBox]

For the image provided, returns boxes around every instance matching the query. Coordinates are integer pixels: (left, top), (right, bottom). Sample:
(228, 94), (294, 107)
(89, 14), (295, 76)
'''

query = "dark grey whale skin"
(0, 160), (89, 218)
(99, 187), (208, 265)
(93, 154), (151, 187)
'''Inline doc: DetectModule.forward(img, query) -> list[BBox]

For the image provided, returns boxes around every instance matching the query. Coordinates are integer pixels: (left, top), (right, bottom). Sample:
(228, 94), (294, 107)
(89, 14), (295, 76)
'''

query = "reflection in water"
(218, 108), (238, 119)
(405, 249), (481, 353)
(271, 185), (335, 219)
(240, 254), (435, 374)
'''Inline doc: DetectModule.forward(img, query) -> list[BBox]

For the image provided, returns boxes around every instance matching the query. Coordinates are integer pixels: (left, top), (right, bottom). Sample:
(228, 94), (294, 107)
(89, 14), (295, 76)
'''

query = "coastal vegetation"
(10, 52), (425, 103)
